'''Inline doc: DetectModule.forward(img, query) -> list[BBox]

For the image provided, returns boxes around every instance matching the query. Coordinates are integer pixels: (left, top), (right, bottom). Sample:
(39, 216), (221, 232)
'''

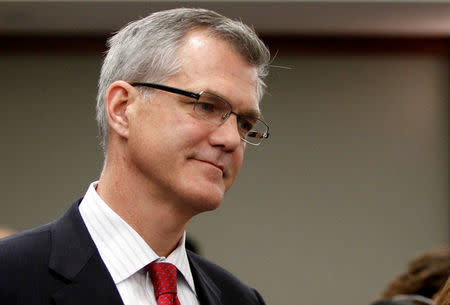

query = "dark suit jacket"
(0, 199), (266, 305)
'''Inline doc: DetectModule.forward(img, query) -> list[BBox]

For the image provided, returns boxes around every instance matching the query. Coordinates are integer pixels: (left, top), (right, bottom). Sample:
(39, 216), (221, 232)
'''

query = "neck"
(96, 151), (192, 257)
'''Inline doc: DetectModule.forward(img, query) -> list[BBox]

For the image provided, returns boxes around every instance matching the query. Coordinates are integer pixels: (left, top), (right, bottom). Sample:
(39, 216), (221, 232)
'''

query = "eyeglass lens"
(193, 92), (267, 145)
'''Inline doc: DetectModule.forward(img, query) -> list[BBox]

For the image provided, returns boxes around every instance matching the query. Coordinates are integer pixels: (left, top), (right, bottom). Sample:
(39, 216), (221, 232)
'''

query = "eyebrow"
(203, 88), (262, 119)
(240, 108), (262, 120)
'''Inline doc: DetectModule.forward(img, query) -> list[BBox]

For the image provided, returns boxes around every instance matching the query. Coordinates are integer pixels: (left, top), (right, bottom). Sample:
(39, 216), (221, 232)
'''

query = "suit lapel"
(48, 200), (124, 305)
(188, 252), (222, 305)
(48, 200), (222, 305)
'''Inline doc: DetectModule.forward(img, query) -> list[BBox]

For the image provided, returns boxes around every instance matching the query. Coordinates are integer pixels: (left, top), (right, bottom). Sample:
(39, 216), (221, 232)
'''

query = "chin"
(176, 172), (230, 215)
(183, 186), (225, 215)
(194, 193), (224, 213)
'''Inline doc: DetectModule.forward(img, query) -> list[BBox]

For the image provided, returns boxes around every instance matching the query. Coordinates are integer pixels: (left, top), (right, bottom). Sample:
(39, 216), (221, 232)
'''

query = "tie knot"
(146, 262), (178, 298)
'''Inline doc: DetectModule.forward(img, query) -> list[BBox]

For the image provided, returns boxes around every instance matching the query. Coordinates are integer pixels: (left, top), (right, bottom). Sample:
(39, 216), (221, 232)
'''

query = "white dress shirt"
(79, 181), (200, 305)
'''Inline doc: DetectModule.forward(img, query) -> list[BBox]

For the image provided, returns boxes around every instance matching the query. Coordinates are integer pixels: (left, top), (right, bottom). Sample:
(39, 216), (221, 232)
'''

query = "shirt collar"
(79, 181), (196, 294)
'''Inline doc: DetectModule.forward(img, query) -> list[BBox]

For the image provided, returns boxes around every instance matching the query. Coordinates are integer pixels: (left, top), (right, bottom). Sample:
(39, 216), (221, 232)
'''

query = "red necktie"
(146, 262), (181, 305)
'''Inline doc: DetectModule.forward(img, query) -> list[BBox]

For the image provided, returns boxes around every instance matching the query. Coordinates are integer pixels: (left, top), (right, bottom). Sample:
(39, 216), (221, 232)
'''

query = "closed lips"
(198, 159), (223, 172)
(189, 157), (225, 176)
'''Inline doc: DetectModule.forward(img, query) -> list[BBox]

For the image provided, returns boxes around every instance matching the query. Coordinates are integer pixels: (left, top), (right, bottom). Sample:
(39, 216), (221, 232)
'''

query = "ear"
(104, 80), (138, 140)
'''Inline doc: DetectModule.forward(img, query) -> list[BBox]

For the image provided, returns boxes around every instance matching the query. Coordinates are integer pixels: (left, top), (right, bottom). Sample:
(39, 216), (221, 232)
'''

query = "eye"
(238, 117), (256, 133)
(247, 131), (263, 139)
(197, 101), (216, 113)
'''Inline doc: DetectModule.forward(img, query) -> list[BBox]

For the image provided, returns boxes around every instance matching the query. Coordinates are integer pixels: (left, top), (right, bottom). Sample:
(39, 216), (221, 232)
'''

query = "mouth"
(190, 158), (225, 176)
(203, 160), (224, 172)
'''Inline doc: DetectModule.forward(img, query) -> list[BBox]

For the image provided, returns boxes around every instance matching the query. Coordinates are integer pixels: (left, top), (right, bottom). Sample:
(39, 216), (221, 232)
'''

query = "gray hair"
(96, 8), (270, 150)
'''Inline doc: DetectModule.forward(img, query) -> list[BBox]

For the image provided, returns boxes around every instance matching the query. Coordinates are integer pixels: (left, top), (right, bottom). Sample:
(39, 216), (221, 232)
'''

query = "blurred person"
(0, 8), (270, 305)
(185, 236), (201, 255)
(434, 276), (450, 305)
(0, 226), (15, 239)
(371, 246), (450, 305)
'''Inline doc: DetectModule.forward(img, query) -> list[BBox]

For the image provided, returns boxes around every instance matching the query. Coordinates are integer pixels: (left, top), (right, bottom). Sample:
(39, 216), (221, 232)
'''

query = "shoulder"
(0, 223), (53, 264)
(0, 223), (55, 300)
(0, 199), (83, 274)
(0, 223), (54, 277)
(187, 250), (266, 305)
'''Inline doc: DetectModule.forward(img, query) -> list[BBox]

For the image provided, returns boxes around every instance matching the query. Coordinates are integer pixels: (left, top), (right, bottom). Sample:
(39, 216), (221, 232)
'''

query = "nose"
(208, 113), (242, 151)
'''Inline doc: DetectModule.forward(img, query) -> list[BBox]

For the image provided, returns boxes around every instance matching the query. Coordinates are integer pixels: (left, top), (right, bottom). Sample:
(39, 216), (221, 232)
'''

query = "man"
(0, 8), (270, 305)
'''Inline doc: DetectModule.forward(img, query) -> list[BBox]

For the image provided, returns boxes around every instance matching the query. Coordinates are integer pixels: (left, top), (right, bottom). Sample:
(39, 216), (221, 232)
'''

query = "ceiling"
(0, 1), (449, 37)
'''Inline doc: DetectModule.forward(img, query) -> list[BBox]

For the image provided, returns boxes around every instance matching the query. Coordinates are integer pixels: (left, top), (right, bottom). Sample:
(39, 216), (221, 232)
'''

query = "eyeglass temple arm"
(131, 82), (200, 100)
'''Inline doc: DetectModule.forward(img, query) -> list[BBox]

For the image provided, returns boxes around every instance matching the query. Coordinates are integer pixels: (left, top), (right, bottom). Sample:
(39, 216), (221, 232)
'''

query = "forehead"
(171, 30), (260, 112)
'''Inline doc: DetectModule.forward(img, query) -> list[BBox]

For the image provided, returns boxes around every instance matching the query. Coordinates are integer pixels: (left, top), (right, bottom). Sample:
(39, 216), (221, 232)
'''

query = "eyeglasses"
(131, 82), (270, 145)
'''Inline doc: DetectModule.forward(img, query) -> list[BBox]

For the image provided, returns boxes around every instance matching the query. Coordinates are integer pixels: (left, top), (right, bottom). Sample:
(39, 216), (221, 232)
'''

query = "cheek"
(144, 107), (190, 144)
(176, 117), (214, 144)
(234, 148), (244, 168)
(226, 148), (245, 187)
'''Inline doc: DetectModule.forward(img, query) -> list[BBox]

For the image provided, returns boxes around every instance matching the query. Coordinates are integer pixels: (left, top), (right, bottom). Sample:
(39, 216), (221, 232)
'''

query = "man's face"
(125, 29), (260, 216)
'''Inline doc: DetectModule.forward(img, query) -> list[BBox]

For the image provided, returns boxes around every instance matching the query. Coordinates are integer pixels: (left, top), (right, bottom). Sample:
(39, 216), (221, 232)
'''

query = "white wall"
(1, 53), (448, 305)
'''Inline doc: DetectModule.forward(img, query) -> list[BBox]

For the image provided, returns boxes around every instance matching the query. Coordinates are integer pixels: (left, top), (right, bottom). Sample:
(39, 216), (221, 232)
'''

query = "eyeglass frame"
(130, 82), (270, 145)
